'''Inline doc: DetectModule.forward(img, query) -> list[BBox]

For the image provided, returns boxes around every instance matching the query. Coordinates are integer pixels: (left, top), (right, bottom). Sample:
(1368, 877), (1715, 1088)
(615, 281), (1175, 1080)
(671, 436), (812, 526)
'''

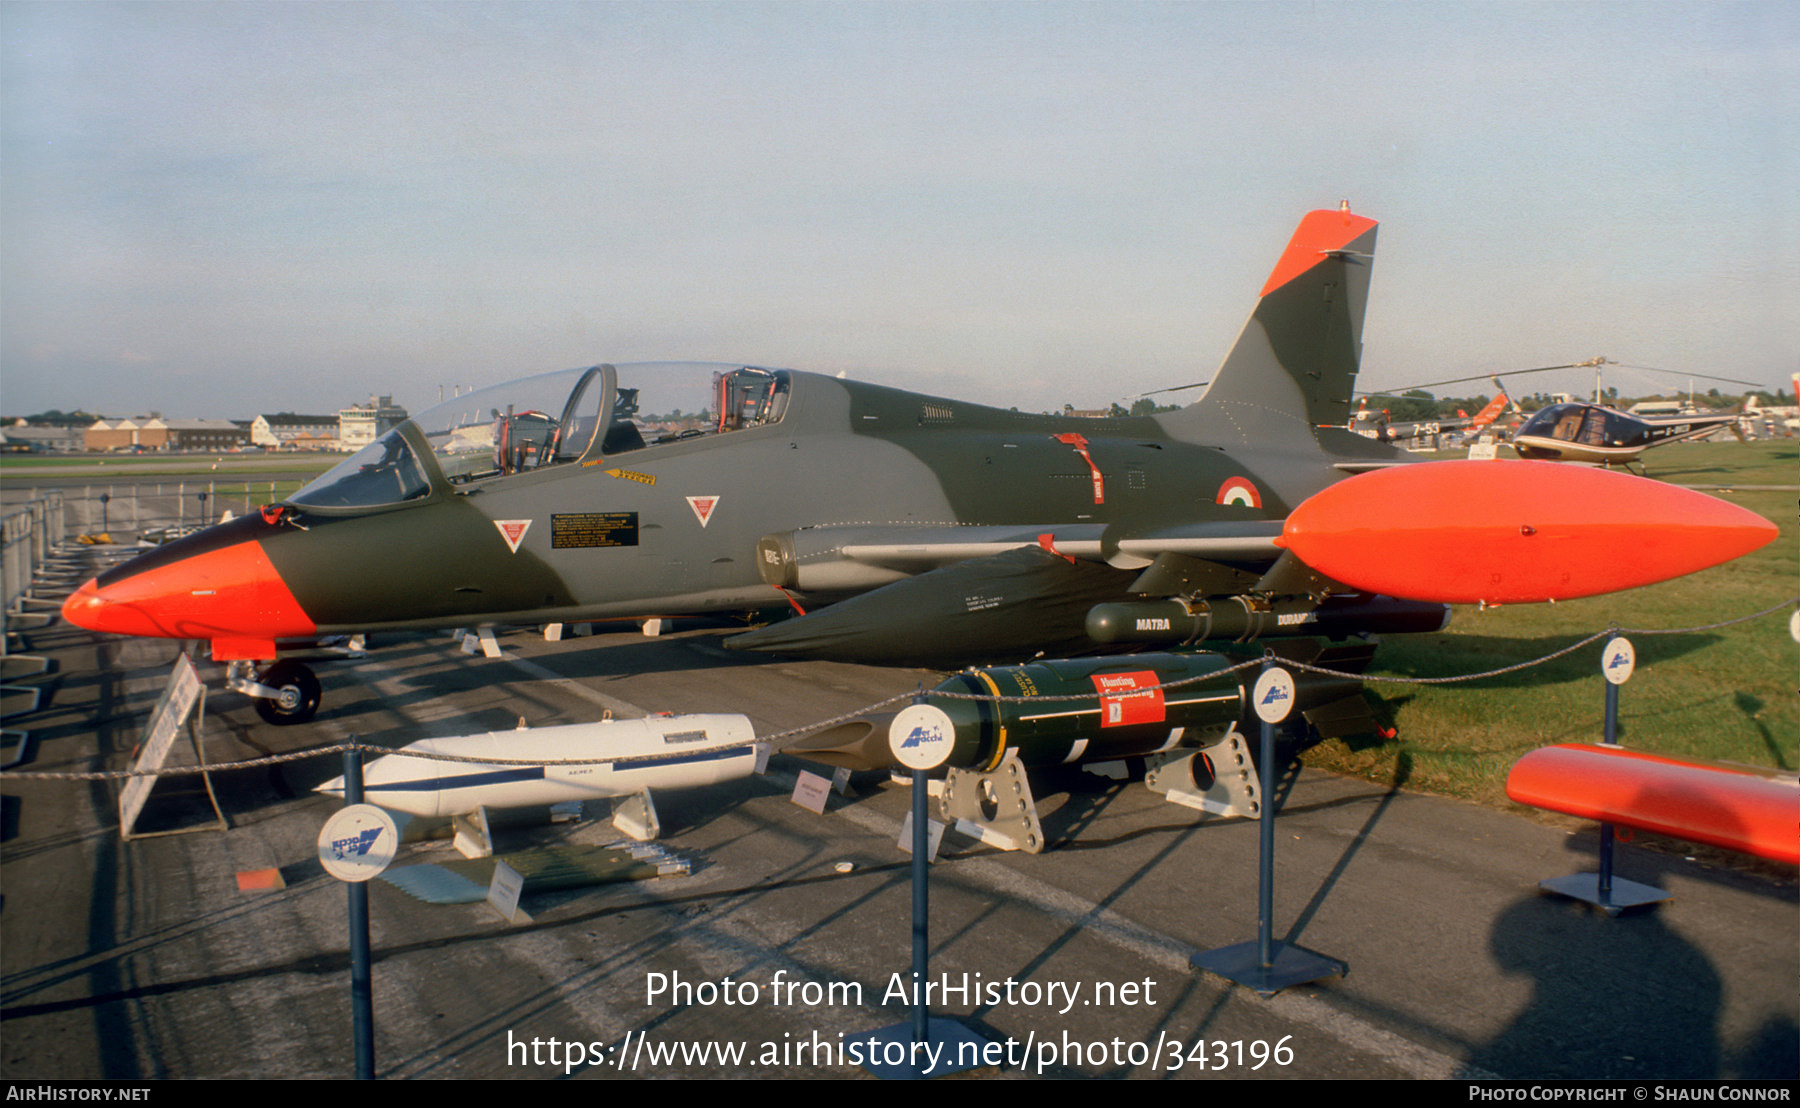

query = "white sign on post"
(1252, 667), (1297, 724)
(1601, 637), (1636, 685)
(487, 859), (532, 925)
(317, 804), (399, 882)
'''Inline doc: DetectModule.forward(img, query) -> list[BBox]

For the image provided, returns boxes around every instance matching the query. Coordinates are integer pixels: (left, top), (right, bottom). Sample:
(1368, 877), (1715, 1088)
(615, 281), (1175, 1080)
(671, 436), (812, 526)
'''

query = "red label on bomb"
(1090, 670), (1165, 727)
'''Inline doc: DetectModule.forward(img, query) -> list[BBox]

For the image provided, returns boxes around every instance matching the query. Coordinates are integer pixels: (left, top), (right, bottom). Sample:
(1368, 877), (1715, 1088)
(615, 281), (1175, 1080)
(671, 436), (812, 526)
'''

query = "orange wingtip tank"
(1276, 460), (1778, 605)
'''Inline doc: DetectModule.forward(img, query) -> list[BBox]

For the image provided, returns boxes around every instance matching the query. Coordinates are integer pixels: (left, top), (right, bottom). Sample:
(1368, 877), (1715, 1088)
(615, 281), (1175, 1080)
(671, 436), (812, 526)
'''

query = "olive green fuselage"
(240, 371), (1384, 634)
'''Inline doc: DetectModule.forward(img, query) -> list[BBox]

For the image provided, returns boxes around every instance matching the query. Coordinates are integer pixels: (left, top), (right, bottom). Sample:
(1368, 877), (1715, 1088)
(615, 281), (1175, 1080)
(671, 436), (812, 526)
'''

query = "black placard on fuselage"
(551, 512), (639, 549)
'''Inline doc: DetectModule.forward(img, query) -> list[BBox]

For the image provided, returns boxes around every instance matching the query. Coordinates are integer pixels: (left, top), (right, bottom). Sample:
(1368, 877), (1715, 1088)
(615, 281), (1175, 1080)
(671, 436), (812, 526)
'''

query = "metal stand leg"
(1538, 662), (1669, 915)
(1190, 662), (1346, 997)
(850, 767), (989, 1078)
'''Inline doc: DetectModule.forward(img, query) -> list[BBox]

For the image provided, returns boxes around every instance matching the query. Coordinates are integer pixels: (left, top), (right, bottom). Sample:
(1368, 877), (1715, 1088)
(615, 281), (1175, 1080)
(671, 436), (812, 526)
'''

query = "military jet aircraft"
(62, 208), (1776, 724)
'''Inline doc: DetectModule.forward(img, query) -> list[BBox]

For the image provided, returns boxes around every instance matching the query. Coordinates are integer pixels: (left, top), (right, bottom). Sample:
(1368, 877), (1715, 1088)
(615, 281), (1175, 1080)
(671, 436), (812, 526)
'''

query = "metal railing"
(2, 492), (67, 653)
(54, 480), (300, 540)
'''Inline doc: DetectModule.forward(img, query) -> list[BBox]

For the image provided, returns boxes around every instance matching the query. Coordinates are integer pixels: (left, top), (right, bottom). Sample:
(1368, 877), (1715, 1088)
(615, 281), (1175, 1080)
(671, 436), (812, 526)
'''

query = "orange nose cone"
(62, 577), (113, 632)
(57, 542), (316, 640)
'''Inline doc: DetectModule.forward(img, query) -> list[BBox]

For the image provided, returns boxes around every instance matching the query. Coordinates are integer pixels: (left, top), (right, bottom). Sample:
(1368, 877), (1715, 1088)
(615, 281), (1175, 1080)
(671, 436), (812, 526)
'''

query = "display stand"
(848, 765), (988, 1078)
(119, 654), (227, 840)
(1535, 637), (1670, 916)
(1190, 661), (1346, 997)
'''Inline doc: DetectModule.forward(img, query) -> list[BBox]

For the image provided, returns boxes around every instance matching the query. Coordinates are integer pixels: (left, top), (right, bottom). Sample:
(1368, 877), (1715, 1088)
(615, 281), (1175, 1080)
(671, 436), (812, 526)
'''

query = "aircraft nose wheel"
(254, 660), (321, 726)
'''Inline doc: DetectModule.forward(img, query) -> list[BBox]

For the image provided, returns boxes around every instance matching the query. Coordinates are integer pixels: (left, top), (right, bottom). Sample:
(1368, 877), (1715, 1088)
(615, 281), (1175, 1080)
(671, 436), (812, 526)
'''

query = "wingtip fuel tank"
(1276, 461), (1780, 605)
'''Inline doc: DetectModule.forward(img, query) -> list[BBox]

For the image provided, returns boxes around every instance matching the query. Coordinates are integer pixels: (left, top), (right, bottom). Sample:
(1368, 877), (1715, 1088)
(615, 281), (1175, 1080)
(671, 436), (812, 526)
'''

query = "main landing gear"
(225, 659), (322, 726)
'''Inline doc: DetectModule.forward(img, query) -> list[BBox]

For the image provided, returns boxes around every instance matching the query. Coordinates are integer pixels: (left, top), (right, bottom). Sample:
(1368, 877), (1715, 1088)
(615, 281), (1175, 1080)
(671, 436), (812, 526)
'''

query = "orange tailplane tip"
(1277, 460), (1778, 605)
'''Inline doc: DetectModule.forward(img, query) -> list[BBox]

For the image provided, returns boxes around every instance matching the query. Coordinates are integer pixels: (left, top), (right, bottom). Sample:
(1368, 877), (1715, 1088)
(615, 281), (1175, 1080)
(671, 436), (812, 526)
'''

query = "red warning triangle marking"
(494, 519), (531, 553)
(686, 496), (719, 528)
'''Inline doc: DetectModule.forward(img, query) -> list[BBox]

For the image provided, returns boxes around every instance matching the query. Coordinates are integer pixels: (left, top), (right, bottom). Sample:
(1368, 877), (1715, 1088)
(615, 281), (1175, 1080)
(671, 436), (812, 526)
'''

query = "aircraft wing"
(756, 520), (1282, 589)
(845, 522), (1283, 567)
(1107, 521), (1284, 562)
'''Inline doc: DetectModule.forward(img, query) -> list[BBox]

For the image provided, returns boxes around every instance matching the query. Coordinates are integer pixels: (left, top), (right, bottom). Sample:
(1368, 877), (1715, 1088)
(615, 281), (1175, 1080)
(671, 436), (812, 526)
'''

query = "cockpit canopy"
(1515, 403), (1650, 450)
(290, 363), (790, 511)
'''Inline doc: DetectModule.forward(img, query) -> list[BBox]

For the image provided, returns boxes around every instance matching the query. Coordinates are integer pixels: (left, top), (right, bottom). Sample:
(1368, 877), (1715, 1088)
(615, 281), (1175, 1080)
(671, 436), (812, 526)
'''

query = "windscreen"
(289, 428), (433, 508)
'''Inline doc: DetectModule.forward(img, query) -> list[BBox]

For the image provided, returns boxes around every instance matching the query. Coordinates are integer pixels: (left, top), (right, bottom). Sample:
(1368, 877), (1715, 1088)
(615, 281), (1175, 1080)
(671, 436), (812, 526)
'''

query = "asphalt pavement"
(1, 548), (1794, 1080)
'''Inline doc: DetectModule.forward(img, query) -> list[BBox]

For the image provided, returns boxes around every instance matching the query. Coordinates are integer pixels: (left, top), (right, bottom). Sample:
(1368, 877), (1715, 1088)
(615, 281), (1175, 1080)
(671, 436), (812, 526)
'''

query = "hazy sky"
(3, 1), (1795, 420)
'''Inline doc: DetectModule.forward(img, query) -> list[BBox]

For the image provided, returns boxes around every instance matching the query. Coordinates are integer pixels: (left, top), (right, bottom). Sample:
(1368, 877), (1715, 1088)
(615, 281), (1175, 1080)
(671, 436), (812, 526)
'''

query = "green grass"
(0, 454), (340, 478)
(1306, 444), (1797, 808)
(1630, 438), (1799, 487)
(1414, 438), (1798, 487)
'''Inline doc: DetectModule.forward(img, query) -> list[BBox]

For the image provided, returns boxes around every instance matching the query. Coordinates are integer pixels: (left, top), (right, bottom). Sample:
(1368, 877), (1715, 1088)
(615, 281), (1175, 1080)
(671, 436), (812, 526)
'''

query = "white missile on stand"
(316, 713), (763, 858)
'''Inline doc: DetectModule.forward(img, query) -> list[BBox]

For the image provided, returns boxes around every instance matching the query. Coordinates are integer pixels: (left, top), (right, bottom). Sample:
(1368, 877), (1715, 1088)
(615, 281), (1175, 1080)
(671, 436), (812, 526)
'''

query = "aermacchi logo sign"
(330, 827), (384, 860)
(1252, 667), (1297, 723)
(316, 804), (398, 882)
(891, 703), (955, 771)
(1602, 636), (1635, 686)
(898, 722), (944, 750)
(686, 495), (720, 528)
(494, 520), (531, 553)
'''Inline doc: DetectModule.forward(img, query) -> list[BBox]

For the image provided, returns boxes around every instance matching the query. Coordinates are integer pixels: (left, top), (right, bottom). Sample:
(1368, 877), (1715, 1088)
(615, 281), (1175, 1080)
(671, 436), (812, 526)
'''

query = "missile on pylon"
(1085, 593), (1450, 647)
(315, 714), (761, 819)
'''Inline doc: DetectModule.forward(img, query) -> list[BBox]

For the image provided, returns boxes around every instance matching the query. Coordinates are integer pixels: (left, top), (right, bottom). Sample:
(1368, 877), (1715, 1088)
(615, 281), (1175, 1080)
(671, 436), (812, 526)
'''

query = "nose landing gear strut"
(225, 659), (322, 725)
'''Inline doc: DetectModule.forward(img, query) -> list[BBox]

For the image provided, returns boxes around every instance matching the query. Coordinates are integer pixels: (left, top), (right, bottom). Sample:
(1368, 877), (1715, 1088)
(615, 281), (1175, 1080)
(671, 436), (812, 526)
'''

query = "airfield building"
(338, 395), (408, 449)
(83, 417), (250, 452)
(251, 413), (339, 450)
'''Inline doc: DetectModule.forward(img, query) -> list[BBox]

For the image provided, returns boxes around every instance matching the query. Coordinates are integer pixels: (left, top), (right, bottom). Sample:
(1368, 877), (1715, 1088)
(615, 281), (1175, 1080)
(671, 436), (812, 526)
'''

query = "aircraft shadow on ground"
(1470, 891), (1798, 1079)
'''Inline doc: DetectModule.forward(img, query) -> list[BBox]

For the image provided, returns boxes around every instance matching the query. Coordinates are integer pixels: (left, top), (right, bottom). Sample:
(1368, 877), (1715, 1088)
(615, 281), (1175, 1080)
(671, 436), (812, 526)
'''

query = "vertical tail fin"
(1171, 208), (1378, 449)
